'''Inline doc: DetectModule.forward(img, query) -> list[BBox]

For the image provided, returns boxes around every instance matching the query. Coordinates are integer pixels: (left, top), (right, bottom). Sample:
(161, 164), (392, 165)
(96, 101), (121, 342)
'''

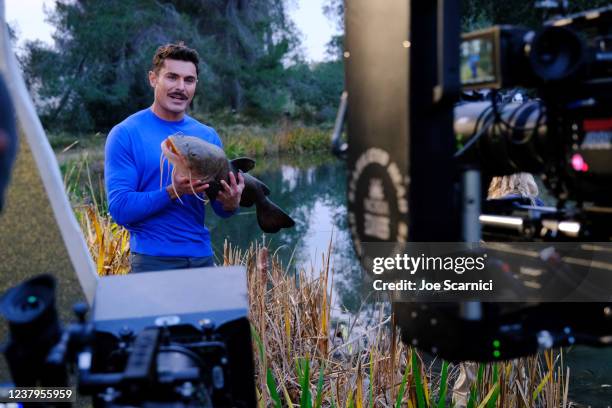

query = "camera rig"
(1, 269), (256, 407)
(343, 0), (612, 362)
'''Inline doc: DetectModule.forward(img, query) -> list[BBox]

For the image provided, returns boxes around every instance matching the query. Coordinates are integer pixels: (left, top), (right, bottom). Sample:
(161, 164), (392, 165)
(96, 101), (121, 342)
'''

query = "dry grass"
(76, 205), (130, 276)
(223, 239), (572, 408)
(76, 205), (572, 407)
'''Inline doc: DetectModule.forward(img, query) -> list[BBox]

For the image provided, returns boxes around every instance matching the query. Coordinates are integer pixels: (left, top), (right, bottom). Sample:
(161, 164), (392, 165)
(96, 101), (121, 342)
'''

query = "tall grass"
(73, 203), (573, 407)
(229, 242), (572, 407)
(63, 154), (573, 407)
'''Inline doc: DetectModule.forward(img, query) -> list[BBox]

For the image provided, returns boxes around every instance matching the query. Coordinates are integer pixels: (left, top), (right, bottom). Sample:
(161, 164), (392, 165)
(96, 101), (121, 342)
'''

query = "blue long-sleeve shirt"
(104, 108), (235, 257)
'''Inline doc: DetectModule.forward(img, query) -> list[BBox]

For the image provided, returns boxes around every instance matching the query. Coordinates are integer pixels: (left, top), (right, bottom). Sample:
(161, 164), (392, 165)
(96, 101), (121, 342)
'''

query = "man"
(105, 43), (244, 272)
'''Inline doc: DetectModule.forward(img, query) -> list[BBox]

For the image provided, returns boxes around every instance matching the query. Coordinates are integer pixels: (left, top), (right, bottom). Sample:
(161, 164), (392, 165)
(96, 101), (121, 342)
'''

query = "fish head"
(162, 134), (227, 183)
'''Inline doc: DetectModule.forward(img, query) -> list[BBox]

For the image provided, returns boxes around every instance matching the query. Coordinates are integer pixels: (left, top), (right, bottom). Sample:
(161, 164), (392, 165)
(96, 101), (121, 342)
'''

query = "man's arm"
(105, 126), (172, 225)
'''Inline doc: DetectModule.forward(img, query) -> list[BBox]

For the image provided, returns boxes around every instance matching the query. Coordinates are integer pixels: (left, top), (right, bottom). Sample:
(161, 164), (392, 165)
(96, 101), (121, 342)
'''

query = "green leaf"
(299, 358), (312, 408)
(533, 370), (552, 401)
(347, 391), (355, 408)
(477, 383), (500, 408)
(437, 361), (449, 408)
(477, 364), (484, 388)
(250, 324), (266, 366)
(395, 362), (410, 408)
(487, 364), (499, 408)
(314, 362), (325, 408)
(267, 368), (282, 408)
(467, 385), (477, 408)
(412, 350), (427, 408)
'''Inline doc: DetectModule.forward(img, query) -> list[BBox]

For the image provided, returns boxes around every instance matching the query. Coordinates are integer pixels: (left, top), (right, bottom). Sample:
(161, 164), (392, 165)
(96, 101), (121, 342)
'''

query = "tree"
(286, 60), (344, 122)
(323, 0), (343, 60)
(461, 0), (612, 30)
(22, 0), (299, 131)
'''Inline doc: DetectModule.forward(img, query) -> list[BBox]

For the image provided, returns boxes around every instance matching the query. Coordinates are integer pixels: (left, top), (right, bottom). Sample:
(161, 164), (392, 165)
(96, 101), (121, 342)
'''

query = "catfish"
(161, 134), (295, 233)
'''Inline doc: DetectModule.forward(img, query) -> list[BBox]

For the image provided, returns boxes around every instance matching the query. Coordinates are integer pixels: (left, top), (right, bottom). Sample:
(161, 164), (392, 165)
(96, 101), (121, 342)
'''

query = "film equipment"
(0, 269), (256, 407)
(0, 1), (256, 405)
(343, 0), (612, 361)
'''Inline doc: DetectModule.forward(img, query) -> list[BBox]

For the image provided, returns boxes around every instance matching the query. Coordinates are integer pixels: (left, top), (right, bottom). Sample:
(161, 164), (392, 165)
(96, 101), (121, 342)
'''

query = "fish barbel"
(161, 134), (295, 233)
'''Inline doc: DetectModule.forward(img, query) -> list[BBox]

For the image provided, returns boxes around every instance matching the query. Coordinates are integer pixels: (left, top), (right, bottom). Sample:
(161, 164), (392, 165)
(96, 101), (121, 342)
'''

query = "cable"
(490, 89), (546, 133)
(454, 113), (495, 158)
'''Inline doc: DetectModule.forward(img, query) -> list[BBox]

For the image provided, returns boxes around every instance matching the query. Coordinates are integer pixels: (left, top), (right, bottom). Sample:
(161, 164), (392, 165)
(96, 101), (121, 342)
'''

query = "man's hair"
(151, 42), (199, 76)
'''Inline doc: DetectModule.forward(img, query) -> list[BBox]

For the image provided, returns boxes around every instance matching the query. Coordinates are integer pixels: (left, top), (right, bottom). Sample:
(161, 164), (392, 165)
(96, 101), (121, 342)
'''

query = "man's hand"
(217, 172), (245, 211)
(166, 173), (209, 200)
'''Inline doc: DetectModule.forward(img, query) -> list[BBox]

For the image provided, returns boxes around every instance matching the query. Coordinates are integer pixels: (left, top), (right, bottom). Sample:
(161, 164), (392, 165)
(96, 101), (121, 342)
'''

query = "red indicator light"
(583, 118), (612, 132)
(571, 154), (589, 172)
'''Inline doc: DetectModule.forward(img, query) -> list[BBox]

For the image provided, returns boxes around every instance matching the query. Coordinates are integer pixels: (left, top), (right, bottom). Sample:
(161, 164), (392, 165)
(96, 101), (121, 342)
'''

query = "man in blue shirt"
(105, 43), (244, 272)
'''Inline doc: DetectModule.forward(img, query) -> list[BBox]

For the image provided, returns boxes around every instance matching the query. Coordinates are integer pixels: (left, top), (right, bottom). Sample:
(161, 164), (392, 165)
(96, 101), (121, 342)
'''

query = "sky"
(4, 0), (338, 62)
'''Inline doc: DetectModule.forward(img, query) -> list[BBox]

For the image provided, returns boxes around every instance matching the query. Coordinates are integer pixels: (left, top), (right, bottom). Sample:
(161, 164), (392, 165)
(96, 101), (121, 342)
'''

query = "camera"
(456, 6), (612, 211)
(1, 269), (256, 407)
(0, 2), (256, 405)
(343, 0), (612, 361)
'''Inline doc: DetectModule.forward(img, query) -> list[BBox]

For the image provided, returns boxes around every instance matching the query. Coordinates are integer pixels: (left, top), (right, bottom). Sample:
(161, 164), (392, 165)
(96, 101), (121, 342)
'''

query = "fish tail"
(255, 196), (295, 233)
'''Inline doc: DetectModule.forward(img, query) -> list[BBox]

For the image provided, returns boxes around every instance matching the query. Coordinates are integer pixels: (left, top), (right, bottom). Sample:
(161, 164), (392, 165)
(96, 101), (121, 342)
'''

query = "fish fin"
(255, 197), (295, 233)
(231, 157), (255, 173)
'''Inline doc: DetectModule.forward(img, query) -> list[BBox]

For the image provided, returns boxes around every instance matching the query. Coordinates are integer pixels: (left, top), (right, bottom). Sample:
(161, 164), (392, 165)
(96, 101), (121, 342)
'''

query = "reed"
(75, 205), (572, 407)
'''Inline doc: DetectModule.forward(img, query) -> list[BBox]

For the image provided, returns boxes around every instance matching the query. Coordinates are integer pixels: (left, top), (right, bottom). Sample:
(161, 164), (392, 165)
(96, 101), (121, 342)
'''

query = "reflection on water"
(206, 154), (364, 313)
(566, 347), (612, 406)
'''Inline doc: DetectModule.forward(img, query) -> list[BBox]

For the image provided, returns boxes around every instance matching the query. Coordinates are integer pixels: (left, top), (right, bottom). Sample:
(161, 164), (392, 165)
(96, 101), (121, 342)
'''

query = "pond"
(60, 150), (611, 406)
(205, 153), (365, 312)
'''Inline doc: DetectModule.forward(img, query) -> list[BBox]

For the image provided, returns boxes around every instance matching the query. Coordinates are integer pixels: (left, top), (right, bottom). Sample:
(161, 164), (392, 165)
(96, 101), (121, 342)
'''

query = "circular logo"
(348, 147), (409, 256)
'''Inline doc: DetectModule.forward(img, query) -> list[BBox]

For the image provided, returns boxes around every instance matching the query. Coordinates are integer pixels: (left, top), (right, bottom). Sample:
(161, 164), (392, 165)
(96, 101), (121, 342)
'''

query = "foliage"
(286, 61), (344, 122)
(21, 0), (301, 131)
(461, 0), (612, 30)
(72, 208), (573, 407)
(322, 0), (344, 60)
(322, 0), (612, 58)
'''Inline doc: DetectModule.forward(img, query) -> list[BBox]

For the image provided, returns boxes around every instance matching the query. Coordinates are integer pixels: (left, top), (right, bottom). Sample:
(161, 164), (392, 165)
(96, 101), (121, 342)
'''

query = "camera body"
(1, 268), (256, 407)
(457, 6), (612, 209)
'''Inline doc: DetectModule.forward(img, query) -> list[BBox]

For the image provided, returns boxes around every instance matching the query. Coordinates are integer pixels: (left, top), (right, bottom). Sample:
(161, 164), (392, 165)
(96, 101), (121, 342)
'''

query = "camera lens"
(529, 26), (585, 81)
(0, 274), (60, 343)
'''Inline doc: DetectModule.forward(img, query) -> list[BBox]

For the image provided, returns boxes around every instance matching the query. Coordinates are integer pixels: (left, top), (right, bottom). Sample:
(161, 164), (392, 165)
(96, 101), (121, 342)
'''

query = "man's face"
(149, 59), (198, 118)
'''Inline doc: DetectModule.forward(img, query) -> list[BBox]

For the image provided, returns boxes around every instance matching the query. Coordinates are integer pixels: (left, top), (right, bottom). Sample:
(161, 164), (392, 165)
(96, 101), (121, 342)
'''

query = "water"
(205, 154), (365, 313)
(61, 150), (611, 406)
